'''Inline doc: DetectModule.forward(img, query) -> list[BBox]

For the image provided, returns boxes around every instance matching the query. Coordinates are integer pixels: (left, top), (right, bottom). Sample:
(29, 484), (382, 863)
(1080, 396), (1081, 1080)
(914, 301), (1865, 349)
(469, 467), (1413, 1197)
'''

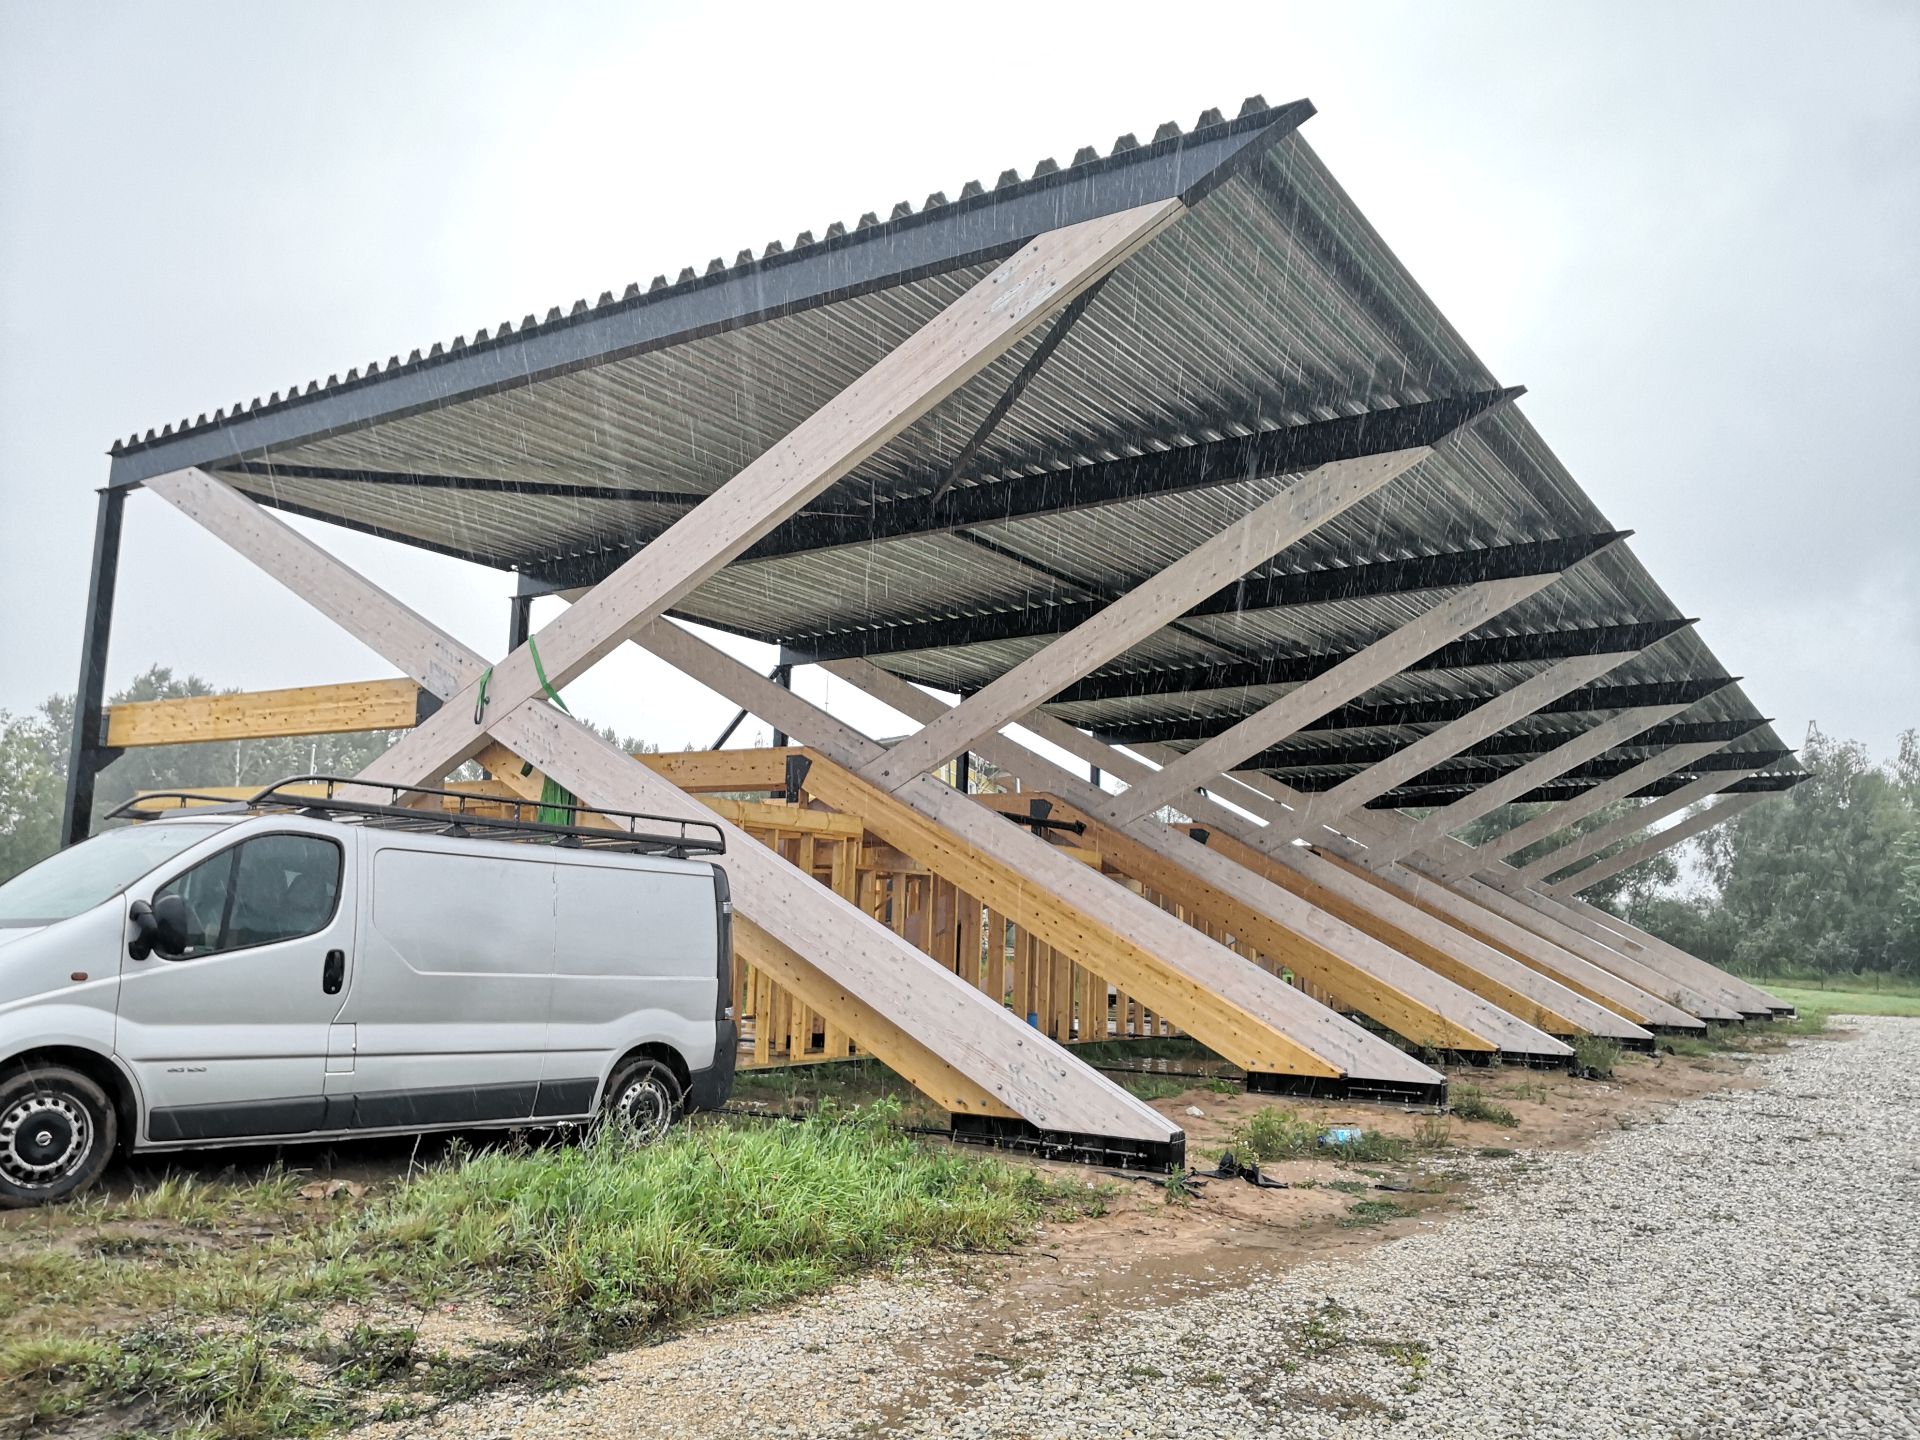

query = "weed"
(1120, 1073), (1186, 1102)
(1572, 1036), (1623, 1079)
(1205, 1077), (1239, 1095)
(1227, 1106), (1413, 1165)
(1447, 1084), (1518, 1128)
(1412, 1116), (1452, 1151)
(1162, 1171), (1194, 1206)
(1476, 1146), (1517, 1159)
(1339, 1199), (1415, 1229)
(1509, 1079), (1550, 1103)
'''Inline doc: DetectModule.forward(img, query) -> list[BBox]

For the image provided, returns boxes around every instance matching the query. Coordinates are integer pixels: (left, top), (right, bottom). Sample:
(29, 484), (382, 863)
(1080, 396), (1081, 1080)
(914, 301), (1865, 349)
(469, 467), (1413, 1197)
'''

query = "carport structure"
(67, 95), (1804, 1165)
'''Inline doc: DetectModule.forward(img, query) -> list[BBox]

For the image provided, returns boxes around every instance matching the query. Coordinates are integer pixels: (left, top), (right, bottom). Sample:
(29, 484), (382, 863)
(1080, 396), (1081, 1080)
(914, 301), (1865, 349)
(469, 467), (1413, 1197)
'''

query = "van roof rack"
(113, 774), (726, 859)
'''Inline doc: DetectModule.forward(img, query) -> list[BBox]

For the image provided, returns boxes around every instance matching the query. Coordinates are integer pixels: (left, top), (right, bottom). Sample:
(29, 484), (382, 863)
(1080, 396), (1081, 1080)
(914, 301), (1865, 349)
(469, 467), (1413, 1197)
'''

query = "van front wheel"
(602, 1058), (681, 1145)
(0, 1066), (117, 1208)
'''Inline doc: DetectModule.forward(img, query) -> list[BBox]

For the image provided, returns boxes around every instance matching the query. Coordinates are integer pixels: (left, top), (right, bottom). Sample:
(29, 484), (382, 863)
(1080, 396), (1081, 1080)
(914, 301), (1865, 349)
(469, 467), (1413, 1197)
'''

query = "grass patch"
(0, 1104), (1072, 1438)
(1763, 985), (1920, 1019)
(1447, 1084), (1518, 1128)
(1338, 1198), (1415, 1229)
(1571, 1035), (1623, 1078)
(729, 1058), (948, 1125)
(1225, 1106), (1413, 1165)
(1119, 1073), (1187, 1102)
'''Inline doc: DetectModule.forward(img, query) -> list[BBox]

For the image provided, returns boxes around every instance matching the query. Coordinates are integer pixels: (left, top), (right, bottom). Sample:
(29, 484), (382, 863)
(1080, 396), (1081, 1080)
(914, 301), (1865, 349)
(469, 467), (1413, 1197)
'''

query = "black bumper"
(685, 1020), (737, 1112)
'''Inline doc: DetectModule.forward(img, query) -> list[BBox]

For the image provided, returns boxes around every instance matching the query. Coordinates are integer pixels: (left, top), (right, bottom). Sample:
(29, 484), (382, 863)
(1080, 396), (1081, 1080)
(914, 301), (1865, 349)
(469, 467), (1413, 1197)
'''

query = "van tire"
(602, 1057), (682, 1145)
(0, 1065), (117, 1208)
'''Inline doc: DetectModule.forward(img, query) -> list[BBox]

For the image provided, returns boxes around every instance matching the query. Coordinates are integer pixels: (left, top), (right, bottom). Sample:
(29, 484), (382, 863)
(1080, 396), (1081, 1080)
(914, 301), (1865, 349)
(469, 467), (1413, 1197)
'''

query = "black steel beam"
(1366, 763), (1806, 809)
(744, 388), (1522, 565)
(507, 592), (534, 651)
(1090, 677), (1740, 744)
(520, 387), (1525, 591)
(1229, 717), (1772, 777)
(783, 529), (1620, 662)
(228, 461), (706, 506)
(109, 101), (1315, 487)
(1280, 743), (1793, 795)
(1046, 618), (1696, 706)
(60, 489), (126, 848)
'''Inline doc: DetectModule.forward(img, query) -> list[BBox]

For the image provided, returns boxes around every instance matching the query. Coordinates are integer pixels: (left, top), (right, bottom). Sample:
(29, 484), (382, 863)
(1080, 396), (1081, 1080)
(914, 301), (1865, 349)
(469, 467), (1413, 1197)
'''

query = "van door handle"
(322, 950), (345, 995)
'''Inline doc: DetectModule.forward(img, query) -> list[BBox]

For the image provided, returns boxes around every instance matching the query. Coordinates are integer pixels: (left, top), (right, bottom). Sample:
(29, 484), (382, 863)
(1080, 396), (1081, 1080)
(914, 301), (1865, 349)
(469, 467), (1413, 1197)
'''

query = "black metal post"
(1090, 763), (1103, 788)
(955, 750), (972, 794)
(60, 488), (127, 847)
(769, 664), (792, 749)
(507, 591), (534, 650)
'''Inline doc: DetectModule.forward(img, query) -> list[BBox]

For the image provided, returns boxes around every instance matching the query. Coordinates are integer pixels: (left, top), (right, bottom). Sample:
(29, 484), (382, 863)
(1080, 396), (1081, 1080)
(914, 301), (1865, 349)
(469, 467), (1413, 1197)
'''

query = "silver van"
(0, 778), (735, 1207)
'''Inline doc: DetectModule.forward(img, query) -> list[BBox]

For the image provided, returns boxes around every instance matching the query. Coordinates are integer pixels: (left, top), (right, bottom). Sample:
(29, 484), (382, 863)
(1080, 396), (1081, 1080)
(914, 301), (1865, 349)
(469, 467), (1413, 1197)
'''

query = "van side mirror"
(129, 896), (191, 960)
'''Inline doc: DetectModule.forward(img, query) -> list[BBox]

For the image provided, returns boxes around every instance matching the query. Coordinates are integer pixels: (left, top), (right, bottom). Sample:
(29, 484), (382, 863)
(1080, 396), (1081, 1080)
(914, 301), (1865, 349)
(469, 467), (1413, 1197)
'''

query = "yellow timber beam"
(975, 794), (1497, 1054)
(1317, 852), (1667, 1027)
(1170, 825), (1588, 1037)
(104, 679), (424, 748)
(734, 920), (1016, 1118)
(795, 755), (1342, 1079)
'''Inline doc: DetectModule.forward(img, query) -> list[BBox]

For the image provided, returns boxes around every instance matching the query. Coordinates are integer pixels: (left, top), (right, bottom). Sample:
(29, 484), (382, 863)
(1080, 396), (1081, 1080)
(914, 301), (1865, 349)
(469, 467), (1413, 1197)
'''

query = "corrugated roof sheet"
(104, 95), (1797, 802)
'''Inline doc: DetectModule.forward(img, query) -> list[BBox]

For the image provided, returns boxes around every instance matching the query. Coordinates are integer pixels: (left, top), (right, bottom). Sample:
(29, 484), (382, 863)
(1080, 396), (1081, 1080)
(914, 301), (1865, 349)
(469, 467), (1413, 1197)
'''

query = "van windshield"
(0, 823), (224, 927)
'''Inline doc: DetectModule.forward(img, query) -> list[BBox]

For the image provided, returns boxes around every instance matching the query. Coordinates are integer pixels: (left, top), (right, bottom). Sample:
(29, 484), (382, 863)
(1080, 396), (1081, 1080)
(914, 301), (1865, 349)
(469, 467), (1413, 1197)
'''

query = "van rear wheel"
(602, 1057), (682, 1145)
(0, 1065), (117, 1209)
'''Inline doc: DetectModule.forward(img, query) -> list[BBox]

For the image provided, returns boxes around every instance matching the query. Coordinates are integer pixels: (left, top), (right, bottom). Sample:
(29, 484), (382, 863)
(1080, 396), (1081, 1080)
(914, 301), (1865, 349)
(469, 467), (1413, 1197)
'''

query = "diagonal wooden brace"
(635, 620), (1452, 1090)
(1103, 573), (1559, 825)
(856, 448), (1435, 792)
(814, 658), (1589, 1060)
(142, 466), (1178, 1148)
(358, 199), (1185, 791)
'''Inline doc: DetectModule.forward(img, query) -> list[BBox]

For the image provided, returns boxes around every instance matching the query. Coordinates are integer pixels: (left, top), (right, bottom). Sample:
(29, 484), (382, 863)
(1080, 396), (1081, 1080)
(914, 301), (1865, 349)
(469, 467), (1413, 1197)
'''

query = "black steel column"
(507, 591), (534, 650)
(769, 664), (792, 748)
(955, 750), (972, 794)
(60, 488), (127, 847)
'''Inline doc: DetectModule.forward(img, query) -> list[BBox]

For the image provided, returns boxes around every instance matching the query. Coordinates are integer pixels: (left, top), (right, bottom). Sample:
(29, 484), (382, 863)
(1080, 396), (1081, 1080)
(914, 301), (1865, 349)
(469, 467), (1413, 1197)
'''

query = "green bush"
(1572, 1036), (1623, 1078)
(1448, 1084), (1518, 1127)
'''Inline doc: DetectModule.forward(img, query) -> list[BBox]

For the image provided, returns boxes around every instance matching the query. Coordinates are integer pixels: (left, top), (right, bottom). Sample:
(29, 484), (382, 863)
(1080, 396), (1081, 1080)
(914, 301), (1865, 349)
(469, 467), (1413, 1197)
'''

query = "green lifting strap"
(527, 636), (570, 714)
(537, 774), (577, 827)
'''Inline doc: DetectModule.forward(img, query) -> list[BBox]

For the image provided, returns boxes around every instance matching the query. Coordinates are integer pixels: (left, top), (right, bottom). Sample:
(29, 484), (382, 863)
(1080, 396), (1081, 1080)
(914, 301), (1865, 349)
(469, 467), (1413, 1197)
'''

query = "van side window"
(154, 834), (342, 957)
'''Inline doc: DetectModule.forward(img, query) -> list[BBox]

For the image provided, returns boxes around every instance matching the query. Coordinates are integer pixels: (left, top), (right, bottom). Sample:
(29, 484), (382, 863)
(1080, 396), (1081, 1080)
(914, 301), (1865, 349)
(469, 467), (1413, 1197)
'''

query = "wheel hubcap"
(0, 1094), (91, 1189)
(613, 1077), (672, 1143)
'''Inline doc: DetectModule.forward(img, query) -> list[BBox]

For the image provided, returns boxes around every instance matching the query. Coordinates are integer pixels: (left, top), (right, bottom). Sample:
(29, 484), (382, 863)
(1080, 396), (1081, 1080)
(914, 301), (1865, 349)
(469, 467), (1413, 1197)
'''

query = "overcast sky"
(2, 0), (1915, 767)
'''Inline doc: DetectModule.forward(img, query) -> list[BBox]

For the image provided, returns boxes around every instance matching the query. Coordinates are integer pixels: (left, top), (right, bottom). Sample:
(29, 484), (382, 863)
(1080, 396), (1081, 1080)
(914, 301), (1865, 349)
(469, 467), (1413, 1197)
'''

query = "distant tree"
(1685, 726), (1919, 977)
(1455, 798), (1681, 912)
(0, 702), (67, 881)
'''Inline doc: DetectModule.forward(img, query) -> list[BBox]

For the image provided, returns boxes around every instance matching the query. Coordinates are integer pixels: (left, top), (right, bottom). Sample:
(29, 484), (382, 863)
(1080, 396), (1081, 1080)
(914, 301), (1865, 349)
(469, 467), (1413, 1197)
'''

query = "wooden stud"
(104, 678), (422, 748)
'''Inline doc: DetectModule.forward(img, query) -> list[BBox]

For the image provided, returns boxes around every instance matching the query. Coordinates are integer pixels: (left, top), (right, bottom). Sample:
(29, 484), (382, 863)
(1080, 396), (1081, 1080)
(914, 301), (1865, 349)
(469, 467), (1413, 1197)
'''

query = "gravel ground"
(373, 1018), (1920, 1440)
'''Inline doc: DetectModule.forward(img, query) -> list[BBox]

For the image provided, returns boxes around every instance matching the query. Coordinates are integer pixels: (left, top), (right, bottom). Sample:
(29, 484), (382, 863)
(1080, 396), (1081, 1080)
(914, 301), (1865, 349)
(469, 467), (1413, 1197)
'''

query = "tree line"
(1, 667), (1912, 979)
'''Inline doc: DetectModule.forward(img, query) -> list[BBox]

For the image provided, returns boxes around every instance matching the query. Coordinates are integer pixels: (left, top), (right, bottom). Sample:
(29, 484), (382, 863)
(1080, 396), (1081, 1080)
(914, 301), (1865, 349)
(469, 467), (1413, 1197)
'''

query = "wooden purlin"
(104, 678), (423, 747)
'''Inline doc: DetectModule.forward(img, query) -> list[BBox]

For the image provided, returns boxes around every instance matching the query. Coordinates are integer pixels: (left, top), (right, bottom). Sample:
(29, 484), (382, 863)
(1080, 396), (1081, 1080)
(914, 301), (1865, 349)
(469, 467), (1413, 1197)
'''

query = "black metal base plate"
(948, 1115), (1186, 1173)
(1244, 1070), (1448, 1108)
(1450, 1047), (1574, 1072)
